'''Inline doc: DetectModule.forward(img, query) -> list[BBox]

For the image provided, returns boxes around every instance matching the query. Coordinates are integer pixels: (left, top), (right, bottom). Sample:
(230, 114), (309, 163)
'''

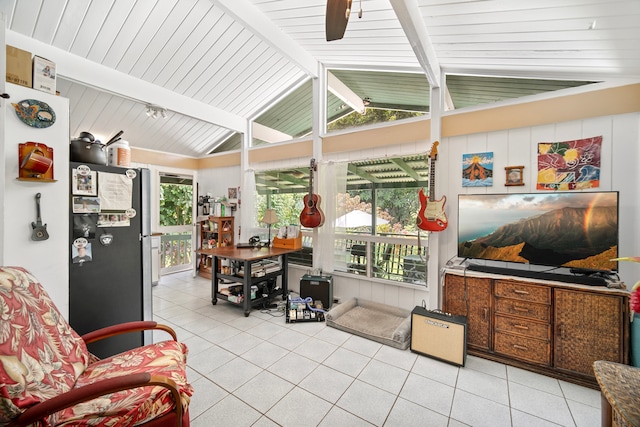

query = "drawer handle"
(513, 344), (528, 351)
(513, 289), (529, 295)
(513, 324), (529, 330)
(513, 306), (529, 313)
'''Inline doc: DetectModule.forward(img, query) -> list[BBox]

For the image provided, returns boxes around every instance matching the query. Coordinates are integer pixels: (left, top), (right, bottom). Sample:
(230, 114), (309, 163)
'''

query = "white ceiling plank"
(116, 0), (179, 74)
(171, 18), (249, 95)
(139, 1), (216, 83)
(212, 0), (319, 77)
(8, 0), (40, 35)
(151, 6), (228, 88)
(127, 0), (199, 79)
(68, 0), (116, 58)
(7, 30), (247, 133)
(32, 0), (67, 43)
(85, 1), (136, 64)
(102, 0), (158, 69)
(50, 0), (91, 51)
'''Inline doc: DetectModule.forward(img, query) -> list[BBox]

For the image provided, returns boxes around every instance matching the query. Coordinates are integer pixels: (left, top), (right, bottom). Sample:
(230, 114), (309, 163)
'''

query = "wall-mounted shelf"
(16, 177), (57, 182)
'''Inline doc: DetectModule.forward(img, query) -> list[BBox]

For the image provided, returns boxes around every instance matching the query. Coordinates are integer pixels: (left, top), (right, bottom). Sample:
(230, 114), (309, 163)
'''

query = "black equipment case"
(300, 274), (333, 310)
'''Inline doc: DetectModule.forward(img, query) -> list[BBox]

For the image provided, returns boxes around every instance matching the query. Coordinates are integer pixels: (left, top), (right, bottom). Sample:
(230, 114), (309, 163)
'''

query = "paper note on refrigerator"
(98, 172), (133, 211)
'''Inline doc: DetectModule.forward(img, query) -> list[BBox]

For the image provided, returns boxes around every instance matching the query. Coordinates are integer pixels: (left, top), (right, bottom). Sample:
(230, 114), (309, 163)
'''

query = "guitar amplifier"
(410, 306), (467, 366)
(300, 274), (333, 310)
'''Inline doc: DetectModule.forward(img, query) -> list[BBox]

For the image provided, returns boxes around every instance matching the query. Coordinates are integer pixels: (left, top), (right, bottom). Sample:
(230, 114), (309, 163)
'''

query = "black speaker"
(300, 274), (333, 309)
(410, 306), (467, 366)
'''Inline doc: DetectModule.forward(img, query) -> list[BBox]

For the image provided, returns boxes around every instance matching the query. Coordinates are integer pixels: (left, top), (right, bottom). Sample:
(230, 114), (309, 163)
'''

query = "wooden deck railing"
(160, 233), (192, 269)
(288, 232), (428, 285)
(161, 231), (427, 285)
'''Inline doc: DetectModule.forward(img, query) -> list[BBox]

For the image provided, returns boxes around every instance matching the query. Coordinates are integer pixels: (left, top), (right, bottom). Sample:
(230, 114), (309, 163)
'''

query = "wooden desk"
(197, 246), (299, 317)
(594, 361), (640, 427)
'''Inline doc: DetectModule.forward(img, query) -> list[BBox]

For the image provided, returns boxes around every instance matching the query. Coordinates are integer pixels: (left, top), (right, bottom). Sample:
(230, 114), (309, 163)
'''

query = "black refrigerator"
(69, 162), (153, 358)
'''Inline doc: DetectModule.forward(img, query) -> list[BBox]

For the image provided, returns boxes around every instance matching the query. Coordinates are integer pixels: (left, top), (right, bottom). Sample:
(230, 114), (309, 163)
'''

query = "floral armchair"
(0, 266), (193, 426)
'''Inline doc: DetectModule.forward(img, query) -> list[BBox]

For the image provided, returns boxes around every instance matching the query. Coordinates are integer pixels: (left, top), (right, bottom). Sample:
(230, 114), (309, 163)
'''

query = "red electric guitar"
(299, 158), (325, 228)
(416, 141), (448, 232)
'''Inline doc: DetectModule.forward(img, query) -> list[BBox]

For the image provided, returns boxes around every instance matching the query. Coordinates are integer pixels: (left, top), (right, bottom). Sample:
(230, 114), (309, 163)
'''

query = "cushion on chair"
(50, 340), (192, 426)
(0, 267), (91, 423)
(0, 266), (193, 427)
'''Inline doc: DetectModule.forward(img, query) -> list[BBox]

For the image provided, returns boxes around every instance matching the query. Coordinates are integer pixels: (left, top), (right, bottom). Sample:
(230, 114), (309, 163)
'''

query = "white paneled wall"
(1, 84), (70, 317)
(440, 112), (640, 289)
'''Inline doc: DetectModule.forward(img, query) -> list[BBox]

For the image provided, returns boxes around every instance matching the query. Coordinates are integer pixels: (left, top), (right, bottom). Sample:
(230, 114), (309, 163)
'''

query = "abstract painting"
(537, 136), (602, 190)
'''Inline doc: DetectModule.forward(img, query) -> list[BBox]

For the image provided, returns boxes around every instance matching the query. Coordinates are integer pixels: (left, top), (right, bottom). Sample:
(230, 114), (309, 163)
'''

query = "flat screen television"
(457, 192), (619, 273)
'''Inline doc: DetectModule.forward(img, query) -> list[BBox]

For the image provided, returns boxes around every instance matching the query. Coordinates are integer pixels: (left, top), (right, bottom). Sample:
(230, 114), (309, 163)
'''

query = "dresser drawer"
(495, 281), (551, 304)
(494, 314), (550, 340)
(494, 331), (550, 365)
(495, 297), (551, 322)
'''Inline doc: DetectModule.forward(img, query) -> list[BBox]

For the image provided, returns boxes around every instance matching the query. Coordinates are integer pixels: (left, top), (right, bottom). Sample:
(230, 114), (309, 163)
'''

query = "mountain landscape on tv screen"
(458, 206), (618, 270)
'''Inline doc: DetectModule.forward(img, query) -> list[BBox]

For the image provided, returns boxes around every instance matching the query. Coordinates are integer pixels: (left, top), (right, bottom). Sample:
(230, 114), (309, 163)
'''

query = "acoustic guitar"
(416, 142), (448, 232)
(299, 158), (325, 228)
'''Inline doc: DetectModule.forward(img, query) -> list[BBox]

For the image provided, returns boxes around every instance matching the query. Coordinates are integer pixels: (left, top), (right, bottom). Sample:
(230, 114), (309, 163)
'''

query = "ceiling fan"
(326, 0), (362, 42)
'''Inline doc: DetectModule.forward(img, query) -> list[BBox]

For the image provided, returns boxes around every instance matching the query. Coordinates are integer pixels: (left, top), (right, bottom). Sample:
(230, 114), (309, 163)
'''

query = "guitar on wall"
(416, 141), (448, 232)
(299, 158), (325, 228)
(31, 193), (49, 241)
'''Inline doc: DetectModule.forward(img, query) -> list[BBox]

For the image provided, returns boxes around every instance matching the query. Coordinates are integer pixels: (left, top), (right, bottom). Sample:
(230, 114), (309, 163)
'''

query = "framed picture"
(72, 168), (97, 195)
(462, 152), (494, 187)
(505, 165), (525, 186)
(228, 187), (238, 200)
(72, 196), (100, 213)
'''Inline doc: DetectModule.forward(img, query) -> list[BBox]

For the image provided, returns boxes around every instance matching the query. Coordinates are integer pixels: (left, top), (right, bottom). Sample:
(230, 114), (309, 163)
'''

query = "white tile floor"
(153, 271), (602, 427)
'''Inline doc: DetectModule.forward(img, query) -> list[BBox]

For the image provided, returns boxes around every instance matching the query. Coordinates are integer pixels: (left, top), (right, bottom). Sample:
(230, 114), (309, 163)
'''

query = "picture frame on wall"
(462, 152), (494, 187)
(228, 187), (238, 200)
(505, 165), (525, 186)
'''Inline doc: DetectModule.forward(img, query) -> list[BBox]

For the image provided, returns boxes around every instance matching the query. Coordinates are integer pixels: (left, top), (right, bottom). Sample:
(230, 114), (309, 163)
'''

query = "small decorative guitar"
(416, 141), (448, 232)
(31, 193), (49, 241)
(299, 158), (325, 228)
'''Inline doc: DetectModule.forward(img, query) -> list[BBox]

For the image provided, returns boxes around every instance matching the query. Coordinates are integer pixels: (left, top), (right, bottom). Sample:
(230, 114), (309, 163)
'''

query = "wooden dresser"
(443, 270), (630, 388)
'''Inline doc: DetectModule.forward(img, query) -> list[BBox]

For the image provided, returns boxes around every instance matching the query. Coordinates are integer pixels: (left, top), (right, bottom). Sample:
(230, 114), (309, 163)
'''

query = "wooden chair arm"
(12, 373), (183, 427)
(81, 321), (178, 344)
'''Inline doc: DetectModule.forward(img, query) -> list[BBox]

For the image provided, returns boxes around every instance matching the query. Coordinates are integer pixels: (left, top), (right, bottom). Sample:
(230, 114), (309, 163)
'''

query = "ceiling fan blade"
(326, 0), (352, 41)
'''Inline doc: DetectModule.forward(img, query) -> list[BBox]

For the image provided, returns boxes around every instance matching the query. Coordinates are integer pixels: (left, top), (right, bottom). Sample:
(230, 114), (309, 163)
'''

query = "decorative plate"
(11, 99), (56, 128)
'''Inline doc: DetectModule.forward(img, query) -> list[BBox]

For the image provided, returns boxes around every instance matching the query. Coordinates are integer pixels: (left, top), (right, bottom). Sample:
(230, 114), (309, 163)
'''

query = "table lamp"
(261, 209), (279, 245)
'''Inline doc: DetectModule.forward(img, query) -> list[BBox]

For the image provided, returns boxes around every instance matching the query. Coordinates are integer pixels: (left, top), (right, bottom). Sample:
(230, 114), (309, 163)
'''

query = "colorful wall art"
(537, 136), (602, 190)
(462, 152), (494, 187)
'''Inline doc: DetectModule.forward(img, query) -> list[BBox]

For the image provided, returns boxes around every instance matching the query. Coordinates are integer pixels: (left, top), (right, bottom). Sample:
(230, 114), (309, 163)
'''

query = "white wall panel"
(441, 112), (640, 288)
(1, 83), (70, 317)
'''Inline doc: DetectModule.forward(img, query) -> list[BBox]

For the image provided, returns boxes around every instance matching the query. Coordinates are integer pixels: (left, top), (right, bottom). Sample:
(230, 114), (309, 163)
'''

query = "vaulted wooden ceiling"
(2, 0), (638, 158)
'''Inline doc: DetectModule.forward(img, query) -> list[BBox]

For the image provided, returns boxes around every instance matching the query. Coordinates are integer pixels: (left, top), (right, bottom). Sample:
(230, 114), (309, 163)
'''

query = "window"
(254, 155), (429, 285)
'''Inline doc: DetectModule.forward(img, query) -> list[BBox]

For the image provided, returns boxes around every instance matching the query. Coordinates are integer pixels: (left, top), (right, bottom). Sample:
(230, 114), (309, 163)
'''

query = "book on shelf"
(237, 260), (281, 277)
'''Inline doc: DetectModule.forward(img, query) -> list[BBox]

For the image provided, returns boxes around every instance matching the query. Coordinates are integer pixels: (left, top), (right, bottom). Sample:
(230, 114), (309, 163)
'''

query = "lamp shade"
(261, 209), (279, 225)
